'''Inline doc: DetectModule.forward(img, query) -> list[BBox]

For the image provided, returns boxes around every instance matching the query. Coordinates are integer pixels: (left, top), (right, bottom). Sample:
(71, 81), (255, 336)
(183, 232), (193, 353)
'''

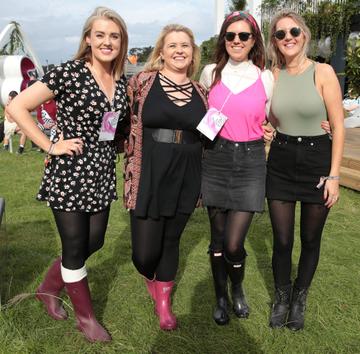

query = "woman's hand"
(262, 123), (274, 143)
(324, 179), (340, 208)
(51, 133), (84, 156)
(321, 120), (331, 135)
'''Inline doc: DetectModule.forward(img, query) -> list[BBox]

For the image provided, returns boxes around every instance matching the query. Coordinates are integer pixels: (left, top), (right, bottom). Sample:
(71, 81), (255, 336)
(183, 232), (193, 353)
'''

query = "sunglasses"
(225, 32), (253, 42)
(273, 27), (302, 40)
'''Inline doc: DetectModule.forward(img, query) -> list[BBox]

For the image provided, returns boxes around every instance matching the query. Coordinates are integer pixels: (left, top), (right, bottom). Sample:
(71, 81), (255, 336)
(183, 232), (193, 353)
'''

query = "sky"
(0, 0), (230, 65)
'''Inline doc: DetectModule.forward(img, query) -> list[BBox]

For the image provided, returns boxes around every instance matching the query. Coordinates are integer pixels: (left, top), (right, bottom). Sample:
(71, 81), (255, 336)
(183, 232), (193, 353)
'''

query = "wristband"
(47, 143), (55, 155)
(316, 175), (340, 189)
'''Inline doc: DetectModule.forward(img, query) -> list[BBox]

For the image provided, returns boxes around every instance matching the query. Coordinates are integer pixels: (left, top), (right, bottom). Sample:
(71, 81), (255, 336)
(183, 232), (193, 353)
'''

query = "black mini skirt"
(201, 137), (266, 212)
(266, 132), (332, 204)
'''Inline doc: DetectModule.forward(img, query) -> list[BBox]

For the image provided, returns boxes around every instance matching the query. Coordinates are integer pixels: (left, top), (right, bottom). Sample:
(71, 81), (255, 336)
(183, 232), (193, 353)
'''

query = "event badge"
(98, 111), (120, 141)
(196, 107), (228, 141)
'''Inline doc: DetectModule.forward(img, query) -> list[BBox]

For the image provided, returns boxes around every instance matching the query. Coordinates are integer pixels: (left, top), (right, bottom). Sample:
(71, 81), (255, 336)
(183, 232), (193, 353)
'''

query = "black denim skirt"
(266, 132), (332, 204)
(201, 137), (266, 212)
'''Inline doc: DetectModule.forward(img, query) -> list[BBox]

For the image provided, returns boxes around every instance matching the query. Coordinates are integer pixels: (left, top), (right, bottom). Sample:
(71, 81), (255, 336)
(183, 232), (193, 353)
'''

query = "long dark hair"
(212, 11), (265, 89)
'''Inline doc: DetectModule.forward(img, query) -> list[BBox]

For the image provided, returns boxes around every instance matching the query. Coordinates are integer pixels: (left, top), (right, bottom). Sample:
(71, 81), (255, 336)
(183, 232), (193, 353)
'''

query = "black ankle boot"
(210, 251), (230, 325)
(287, 284), (308, 331)
(269, 284), (292, 328)
(226, 259), (249, 319)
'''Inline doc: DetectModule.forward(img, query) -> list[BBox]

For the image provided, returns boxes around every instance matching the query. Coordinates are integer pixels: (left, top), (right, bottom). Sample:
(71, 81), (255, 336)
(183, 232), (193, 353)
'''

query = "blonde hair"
(74, 6), (128, 79)
(267, 9), (311, 70)
(144, 24), (200, 78)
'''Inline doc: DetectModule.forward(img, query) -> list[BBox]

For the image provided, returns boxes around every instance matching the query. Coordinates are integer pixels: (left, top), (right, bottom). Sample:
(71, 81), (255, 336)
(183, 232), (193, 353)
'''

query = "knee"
(132, 253), (157, 278)
(273, 237), (293, 255)
(301, 237), (321, 251)
(62, 248), (86, 269)
(88, 238), (105, 256)
(224, 246), (247, 264)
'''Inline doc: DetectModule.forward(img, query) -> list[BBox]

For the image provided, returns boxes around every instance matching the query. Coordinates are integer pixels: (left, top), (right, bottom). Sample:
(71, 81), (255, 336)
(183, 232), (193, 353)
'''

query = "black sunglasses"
(273, 27), (302, 40)
(225, 31), (253, 42)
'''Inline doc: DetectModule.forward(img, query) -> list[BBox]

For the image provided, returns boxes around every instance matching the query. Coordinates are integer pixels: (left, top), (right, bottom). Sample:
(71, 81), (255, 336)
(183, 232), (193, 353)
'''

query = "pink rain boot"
(65, 277), (111, 342)
(36, 257), (68, 320)
(155, 281), (177, 330)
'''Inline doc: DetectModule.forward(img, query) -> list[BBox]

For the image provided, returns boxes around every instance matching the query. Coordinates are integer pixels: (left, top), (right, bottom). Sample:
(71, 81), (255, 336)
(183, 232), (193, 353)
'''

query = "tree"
(200, 35), (218, 66)
(0, 21), (25, 55)
(228, 0), (247, 11)
(128, 46), (154, 63)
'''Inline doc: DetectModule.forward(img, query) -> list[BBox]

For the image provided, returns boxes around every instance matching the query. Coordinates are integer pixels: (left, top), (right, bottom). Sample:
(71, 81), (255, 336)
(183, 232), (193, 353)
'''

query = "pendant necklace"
(88, 63), (116, 109)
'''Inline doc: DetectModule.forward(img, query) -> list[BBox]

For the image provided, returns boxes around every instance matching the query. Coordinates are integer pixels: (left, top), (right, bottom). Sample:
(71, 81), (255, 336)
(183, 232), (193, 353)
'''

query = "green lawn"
(0, 138), (359, 354)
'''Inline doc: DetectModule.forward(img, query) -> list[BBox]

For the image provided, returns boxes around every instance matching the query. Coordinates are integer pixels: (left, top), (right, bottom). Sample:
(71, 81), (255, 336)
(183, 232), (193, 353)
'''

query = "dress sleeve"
(261, 69), (275, 118)
(199, 64), (216, 91)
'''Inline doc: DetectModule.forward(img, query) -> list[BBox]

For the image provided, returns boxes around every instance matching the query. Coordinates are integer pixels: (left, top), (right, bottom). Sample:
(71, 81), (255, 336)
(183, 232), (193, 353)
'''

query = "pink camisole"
(208, 74), (267, 142)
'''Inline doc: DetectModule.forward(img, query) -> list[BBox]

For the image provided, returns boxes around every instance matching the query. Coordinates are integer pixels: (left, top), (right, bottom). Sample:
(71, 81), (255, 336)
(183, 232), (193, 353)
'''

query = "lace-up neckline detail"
(159, 72), (193, 107)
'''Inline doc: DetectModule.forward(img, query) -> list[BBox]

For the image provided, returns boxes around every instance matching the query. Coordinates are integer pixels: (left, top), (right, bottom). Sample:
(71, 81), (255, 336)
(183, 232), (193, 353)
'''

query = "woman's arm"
(199, 64), (215, 91)
(8, 81), (83, 156)
(318, 63), (345, 208)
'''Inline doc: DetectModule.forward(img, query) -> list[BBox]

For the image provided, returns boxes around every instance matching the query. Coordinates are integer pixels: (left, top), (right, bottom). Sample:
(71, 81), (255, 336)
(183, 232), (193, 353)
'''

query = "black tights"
(268, 200), (330, 288)
(130, 211), (190, 282)
(208, 207), (254, 263)
(52, 207), (110, 270)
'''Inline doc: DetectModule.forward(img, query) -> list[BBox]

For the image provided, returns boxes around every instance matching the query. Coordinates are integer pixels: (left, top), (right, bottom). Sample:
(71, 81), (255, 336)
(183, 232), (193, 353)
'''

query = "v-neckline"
(220, 76), (260, 96)
(158, 73), (193, 109)
(84, 61), (117, 107)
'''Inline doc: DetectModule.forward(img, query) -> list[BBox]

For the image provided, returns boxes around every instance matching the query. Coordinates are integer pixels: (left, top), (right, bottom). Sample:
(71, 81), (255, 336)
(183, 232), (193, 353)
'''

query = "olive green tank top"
(271, 62), (327, 136)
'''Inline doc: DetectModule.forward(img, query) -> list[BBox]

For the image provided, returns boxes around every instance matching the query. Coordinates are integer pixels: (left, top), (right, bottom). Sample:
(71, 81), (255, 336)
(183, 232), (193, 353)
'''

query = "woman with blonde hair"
(8, 7), (129, 342)
(266, 10), (344, 331)
(124, 24), (207, 330)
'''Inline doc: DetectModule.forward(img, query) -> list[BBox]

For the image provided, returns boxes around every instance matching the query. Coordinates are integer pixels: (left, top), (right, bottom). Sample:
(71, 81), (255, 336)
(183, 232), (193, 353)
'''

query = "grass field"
(0, 137), (359, 354)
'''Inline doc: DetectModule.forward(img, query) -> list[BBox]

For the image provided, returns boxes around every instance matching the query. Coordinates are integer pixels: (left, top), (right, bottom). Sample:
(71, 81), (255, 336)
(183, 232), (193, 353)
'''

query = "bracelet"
(316, 175), (340, 189)
(47, 143), (55, 155)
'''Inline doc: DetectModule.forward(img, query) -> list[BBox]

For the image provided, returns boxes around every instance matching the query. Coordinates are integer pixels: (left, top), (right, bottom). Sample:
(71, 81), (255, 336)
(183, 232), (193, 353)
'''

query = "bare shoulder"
(315, 62), (337, 80)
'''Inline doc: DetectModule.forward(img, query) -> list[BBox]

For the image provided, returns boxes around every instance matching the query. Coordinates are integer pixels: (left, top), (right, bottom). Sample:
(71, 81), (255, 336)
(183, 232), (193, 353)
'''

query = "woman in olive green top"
(266, 10), (344, 331)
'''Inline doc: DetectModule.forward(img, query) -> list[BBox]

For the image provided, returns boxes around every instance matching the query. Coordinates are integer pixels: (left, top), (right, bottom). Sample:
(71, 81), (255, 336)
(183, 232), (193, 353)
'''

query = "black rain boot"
(269, 283), (292, 328)
(226, 258), (250, 319)
(287, 283), (309, 331)
(210, 251), (230, 325)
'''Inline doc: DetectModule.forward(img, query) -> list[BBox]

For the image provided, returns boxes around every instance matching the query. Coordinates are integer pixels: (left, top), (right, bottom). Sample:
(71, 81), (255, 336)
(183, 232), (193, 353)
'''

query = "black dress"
(134, 73), (206, 219)
(37, 60), (128, 212)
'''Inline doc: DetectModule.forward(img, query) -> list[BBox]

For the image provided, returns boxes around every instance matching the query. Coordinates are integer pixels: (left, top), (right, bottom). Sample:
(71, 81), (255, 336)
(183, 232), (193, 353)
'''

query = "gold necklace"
(286, 58), (308, 76)
(88, 63), (115, 104)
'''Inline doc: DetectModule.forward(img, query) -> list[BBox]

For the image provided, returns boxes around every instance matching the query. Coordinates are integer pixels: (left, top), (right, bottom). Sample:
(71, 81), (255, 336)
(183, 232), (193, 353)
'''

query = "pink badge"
(98, 111), (120, 141)
(197, 108), (228, 141)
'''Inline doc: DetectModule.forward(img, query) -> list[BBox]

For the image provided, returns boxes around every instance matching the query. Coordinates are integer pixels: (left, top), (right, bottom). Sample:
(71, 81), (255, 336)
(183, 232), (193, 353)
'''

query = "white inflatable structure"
(0, 22), (43, 106)
(0, 55), (36, 105)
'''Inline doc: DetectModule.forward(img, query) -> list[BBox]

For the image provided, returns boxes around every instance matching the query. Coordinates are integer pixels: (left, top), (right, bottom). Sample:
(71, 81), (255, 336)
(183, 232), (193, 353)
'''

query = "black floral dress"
(37, 60), (128, 212)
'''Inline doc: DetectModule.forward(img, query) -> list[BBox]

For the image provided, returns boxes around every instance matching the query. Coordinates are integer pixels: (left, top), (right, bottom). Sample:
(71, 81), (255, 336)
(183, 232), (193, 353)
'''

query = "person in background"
(124, 24), (207, 331)
(199, 11), (273, 325)
(36, 99), (57, 148)
(8, 7), (129, 342)
(3, 91), (27, 154)
(266, 10), (344, 331)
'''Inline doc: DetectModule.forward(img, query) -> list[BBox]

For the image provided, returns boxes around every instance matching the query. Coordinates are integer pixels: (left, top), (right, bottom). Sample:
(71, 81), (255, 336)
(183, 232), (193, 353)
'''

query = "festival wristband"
(316, 175), (340, 189)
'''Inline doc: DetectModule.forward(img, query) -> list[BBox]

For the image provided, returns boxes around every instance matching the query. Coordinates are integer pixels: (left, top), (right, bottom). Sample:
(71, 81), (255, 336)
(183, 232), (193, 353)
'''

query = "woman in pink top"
(199, 11), (273, 325)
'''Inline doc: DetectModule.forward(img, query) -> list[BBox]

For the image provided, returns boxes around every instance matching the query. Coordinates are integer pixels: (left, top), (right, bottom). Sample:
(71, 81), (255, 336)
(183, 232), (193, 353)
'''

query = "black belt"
(275, 131), (330, 144)
(151, 128), (199, 144)
(211, 137), (264, 151)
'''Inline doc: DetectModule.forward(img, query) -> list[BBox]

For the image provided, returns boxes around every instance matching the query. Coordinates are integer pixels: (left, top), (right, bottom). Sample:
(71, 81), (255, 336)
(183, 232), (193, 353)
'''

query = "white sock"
(61, 264), (87, 283)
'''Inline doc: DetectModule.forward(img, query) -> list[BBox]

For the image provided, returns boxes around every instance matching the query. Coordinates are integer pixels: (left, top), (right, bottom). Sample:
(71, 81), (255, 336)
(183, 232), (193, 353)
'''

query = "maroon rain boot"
(65, 277), (111, 343)
(36, 257), (68, 320)
(155, 281), (177, 330)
